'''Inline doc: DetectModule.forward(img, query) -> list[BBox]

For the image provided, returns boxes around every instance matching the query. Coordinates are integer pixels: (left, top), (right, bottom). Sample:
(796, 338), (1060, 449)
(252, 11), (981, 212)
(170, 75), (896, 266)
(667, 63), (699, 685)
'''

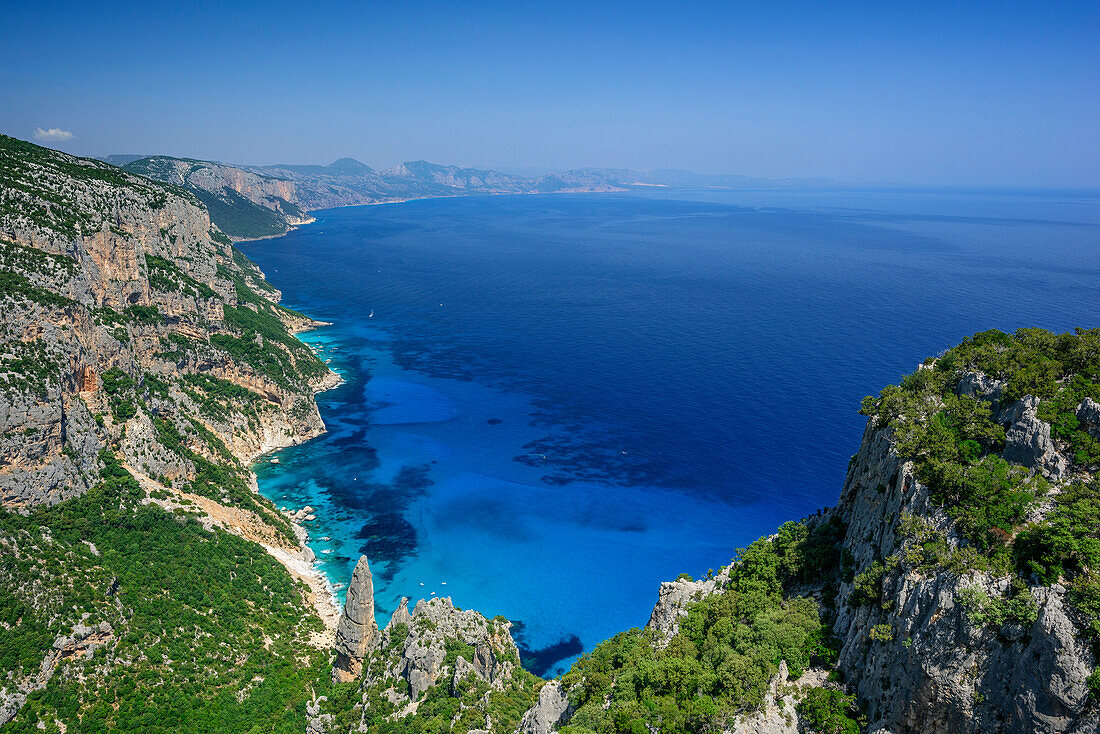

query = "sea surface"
(240, 187), (1100, 675)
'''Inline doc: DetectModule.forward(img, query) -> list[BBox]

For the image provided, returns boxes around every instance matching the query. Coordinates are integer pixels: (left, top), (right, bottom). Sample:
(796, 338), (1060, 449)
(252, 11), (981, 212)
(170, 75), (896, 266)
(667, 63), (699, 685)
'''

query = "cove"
(242, 189), (1100, 675)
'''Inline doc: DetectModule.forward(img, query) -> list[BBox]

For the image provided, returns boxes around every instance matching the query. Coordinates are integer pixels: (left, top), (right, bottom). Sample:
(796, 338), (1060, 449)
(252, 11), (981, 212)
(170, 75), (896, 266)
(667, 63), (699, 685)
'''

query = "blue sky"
(1, 0), (1096, 186)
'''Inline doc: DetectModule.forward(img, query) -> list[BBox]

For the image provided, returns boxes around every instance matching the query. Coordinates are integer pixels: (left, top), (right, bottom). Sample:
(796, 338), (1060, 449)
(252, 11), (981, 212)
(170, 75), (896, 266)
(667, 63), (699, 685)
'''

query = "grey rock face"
(726, 661), (832, 734)
(356, 595), (522, 727)
(332, 555), (379, 683)
(1077, 398), (1100, 440)
(0, 621), (114, 727)
(831, 421), (1096, 733)
(957, 370), (1006, 412)
(305, 695), (333, 734)
(1001, 396), (1067, 480)
(646, 569), (729, 646)
(516, 680), (574, 734)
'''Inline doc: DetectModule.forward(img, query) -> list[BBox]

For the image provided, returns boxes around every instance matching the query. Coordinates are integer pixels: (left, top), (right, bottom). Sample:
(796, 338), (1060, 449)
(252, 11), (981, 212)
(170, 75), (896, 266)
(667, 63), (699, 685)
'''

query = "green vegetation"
(230, 245), (279, 294)
(121, 156), (300, 240)
(0, 452), (326, 733)
(0, 134), (186, 240)
(1014, 479), (1100, 650)
(956, 583), (1039, 629)
(210, 272), (326, 389)
(191, 187), (288, 239)
(0, 337), (59, 398)
(1088, 669), (1100, 700)
(861, 328), (1100, 556)
(146, 254), (217, 299)
(796, 687), (863, 734)
(151, 415), (294, 541)
(180, 372), (270, 421)
(0, 238), (78, 279)
(861, 328), (1100, 654)
(100, 367), (138, 421)
(0, 270), (78, 310)
(126, 304), (162, 324)
(324, 630), (540, 734)
(557, 518), (856, 734)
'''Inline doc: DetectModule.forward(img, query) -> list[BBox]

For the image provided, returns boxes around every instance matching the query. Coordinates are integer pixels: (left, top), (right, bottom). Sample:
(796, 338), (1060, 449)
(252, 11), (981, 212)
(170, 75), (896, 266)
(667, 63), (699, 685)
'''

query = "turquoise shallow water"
(243, 189), (1100, 675)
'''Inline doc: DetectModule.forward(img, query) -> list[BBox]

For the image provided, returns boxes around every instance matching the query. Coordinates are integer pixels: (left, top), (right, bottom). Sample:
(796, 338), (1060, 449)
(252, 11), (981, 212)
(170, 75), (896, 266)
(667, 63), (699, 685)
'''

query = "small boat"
(322, 549), (333, 554)
(271, 458), (280, 464)
(369, 309), (374, 318)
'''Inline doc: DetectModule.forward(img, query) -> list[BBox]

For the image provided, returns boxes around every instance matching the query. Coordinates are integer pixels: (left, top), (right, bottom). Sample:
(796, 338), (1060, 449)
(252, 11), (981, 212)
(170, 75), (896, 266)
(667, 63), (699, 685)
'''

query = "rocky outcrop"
(370, 596), (520, 701)
(1077, 398), (1100, 440)
(727, 662), (830, 734)
(646, 568), (730, 645)
(306, 694), (333, 734)
(332, 593), (531, 731)
(830, 417), (1095, 733)
(0, 621), (113, 727)
(517, 680), (574, 734)
(333, 555), (380, 683)
(1000, 396), (1067, 480)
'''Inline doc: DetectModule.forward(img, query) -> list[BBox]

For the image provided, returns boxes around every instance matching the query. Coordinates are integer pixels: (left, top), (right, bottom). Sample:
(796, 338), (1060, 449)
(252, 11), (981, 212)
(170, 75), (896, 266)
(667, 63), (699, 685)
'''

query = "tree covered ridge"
(556, 518), (862, 734)
(0, 452), (331, 733)
(544, 328), (1100, 734)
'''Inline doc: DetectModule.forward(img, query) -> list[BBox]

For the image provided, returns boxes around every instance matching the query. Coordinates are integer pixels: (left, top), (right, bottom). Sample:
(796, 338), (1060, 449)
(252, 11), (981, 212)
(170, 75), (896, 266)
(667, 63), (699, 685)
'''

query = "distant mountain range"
(104, 153), (836, 240)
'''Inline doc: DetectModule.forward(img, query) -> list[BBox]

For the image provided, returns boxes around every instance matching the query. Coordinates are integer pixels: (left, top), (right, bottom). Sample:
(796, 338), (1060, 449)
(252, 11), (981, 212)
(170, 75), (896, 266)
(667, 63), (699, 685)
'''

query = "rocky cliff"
(123, 155), (313, 239)
(516, 330), (1100, 734)
(0, 135), (335, 510)
(314, 553), (540, 734)
(0, 134), (340, 730)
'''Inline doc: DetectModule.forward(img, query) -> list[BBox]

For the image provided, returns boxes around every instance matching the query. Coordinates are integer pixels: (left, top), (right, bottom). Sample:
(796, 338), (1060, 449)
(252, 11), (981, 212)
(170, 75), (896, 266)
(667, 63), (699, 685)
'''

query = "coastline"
(230, 186), (637, 247)
(249, 320), (346, 635)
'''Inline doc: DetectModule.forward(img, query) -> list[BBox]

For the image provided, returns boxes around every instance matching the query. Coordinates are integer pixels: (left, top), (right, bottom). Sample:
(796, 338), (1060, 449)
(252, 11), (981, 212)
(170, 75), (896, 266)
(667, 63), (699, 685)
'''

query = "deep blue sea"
(240, 188), (1100, 675)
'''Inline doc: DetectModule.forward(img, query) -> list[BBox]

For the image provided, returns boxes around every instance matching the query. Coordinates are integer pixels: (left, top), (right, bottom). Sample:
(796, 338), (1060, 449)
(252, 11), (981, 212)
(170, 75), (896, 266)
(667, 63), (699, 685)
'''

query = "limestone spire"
(332, 555), (379, 682)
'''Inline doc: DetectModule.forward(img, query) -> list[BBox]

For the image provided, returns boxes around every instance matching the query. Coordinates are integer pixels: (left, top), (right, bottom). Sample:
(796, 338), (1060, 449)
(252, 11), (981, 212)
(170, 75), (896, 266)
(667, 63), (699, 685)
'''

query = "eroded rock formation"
(333, 555), (380, 683)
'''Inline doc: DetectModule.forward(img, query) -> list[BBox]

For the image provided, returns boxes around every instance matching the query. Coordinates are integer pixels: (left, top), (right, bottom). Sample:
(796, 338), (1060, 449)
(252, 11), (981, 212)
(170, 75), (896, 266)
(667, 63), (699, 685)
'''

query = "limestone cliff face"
(123, 156), (314, 239)
(0, 135), (336, 509)
(830, 401), (1096, 733)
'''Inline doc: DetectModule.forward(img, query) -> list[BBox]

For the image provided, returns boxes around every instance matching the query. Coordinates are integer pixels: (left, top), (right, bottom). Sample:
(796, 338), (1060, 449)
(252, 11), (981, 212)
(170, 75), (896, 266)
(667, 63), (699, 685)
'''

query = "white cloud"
(33, 127), (74, 142)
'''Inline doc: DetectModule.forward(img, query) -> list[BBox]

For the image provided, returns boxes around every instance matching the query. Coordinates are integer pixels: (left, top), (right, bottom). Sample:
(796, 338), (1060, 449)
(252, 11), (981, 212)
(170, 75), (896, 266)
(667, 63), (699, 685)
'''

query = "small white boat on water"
(369, 309), (374, 318)
(271, 458), (280, 464)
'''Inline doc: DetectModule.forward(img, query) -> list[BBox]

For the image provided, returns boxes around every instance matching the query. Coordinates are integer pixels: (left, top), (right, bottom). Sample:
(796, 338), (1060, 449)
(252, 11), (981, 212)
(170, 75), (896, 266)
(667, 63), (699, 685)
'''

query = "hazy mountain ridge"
(107, 152), (836, 239)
